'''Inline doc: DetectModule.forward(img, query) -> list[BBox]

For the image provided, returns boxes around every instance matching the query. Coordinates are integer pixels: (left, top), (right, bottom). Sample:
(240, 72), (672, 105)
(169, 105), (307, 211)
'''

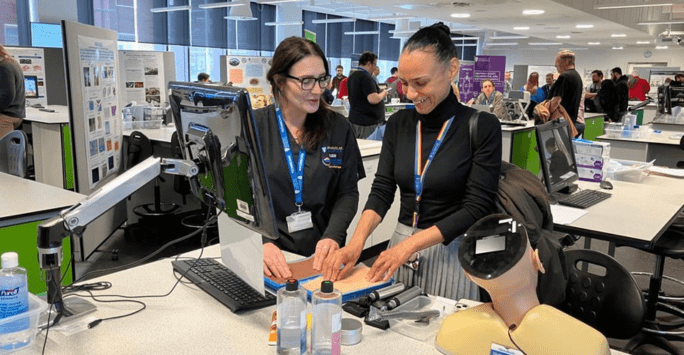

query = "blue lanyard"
(412, 116), (455, 229)
(275, 103), (306, 207)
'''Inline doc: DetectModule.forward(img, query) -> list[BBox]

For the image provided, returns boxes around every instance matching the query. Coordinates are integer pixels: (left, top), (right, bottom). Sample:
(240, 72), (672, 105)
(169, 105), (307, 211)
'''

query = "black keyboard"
(172, 258), (276, 312)
(557, 189), (612, 209)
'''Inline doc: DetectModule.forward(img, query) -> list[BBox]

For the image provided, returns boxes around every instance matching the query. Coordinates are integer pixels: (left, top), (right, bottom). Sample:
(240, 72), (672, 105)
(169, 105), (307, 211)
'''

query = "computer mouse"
(599, 180), (613, 190)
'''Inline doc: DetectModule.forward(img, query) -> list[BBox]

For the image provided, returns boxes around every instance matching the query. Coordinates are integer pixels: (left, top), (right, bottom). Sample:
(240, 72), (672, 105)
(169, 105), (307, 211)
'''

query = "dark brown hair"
(267, 36), (330, 150)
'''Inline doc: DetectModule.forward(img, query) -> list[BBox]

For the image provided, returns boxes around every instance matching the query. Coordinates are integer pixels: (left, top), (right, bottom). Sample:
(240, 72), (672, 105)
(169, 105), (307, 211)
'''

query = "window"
(189, 46), (225, 82)
(1, 0), (19, 46)
(169, 45), (189, 81)
(3, 24), (18, 46)
(93, 0), (135, 41)
(451, 34), (479, 61)
(226, 3), (276, 51)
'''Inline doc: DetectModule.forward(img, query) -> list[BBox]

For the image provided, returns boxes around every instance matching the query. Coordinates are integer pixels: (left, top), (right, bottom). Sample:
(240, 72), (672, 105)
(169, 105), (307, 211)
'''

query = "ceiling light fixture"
(638, 20), (684, 25)
(199, 1), (245, 9)
(484, 42), (519, 46)
(612, 46), (624, 49)
(264, 21), (303, 26)
(575, 24), (594, 29)
(258, 0), (306, 4)
(636, 41), (651, 44)
(513, 26), (530, 30)
(588, 42), (600, 45)
(656, 45), (669, 49)
(489, 35), (529, 39)
(522, 9), (545, 15)
(611, 34), (627, 37)
(225, 0), (257, 20)
(311, 18), (356, 24)
(529, 42), (562, 45)
(150, 5), (191, 13)
(450, 13), (471, 18)
(595, 2), (673, 10)
(556, 35), (571, 39)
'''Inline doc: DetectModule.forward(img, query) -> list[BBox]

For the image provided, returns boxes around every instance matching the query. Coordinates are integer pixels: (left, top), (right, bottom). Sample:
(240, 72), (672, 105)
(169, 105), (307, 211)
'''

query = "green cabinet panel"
(584, 117), (605, 141)
(0, 221), (73, 294)
(511, 129), (540, 175)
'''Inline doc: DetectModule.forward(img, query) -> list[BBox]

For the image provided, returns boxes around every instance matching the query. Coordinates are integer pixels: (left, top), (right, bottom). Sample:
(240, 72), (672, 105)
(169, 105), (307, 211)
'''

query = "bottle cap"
(285, 279), (299, 291)
(321, 280), (334, 293)
(1, 252), (19, 269)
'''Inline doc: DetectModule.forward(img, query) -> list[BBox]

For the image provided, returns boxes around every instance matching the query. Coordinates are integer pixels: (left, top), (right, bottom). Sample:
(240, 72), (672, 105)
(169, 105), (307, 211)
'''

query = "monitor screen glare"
(24, 76), (39, 98)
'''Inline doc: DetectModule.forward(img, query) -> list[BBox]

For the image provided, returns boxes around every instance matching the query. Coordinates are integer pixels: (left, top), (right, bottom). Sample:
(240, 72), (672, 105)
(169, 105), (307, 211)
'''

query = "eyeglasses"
(283, 74), (331, 90)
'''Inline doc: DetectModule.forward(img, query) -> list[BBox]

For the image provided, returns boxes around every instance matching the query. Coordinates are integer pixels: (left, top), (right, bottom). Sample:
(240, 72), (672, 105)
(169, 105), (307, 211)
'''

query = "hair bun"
(429, 22), (451, 37)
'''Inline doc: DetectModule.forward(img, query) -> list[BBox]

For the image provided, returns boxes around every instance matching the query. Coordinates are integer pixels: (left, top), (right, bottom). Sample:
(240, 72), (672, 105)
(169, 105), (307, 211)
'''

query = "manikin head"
(459, 214), (545, 300)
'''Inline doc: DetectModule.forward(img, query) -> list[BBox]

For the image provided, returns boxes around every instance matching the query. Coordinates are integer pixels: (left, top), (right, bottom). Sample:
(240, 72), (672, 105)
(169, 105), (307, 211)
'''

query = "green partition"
(635, 109), (644, 125)
(583, 116), (605, 141)
(0, 221), (73, 294)
(510, 129), (540, 175)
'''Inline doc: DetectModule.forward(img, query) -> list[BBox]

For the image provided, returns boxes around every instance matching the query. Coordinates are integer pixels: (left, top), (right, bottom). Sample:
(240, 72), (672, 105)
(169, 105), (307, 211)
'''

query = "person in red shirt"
(628, 70), (651, 101)
(336, 76), (348, 99)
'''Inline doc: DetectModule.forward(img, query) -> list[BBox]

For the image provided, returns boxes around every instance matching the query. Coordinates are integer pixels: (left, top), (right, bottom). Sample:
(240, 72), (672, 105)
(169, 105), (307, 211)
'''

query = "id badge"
(287, 211), (313, 233)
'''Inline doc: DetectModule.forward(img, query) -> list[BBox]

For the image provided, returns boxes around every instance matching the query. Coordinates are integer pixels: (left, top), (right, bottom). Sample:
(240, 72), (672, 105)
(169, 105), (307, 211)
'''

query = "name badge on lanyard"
(412, 116), (455, 235)
(275, 103), (313, 233)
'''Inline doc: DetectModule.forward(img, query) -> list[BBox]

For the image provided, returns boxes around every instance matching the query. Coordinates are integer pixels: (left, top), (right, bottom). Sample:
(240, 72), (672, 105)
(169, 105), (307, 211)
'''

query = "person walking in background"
(0, 44), (25, 138)
(331, 65), (346, 94)
(611, 67), (629, 122)
(549, 50), (583, 136)
(347, 51), (389, 139)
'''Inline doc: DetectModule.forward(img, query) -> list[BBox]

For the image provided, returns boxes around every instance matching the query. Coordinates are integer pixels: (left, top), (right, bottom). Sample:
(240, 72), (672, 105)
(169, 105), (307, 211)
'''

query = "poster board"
(458, 62), (475, 103)
(646, 69), (681, 95)
(473, 55), (506, 99)
(220, 55), (273, 109)
(62, 20), (127, 260)
(118, 50), (175, 107)
(6, 46), (48, 107)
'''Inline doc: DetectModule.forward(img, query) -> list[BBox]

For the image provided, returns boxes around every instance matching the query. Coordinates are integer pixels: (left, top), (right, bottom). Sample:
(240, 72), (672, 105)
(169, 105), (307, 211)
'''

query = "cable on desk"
(507, 324), (528, 355)
(41, 245), (75, 355)
(63, 290), (146, 327)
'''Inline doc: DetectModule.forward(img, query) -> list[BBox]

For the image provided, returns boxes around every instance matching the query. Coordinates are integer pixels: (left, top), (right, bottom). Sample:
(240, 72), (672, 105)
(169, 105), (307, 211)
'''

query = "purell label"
(0, 287), (19, 297)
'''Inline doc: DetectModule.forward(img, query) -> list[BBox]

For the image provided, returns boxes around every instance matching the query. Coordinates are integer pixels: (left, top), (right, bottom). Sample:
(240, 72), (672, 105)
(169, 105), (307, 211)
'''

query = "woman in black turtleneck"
(322, 23), (502, 300)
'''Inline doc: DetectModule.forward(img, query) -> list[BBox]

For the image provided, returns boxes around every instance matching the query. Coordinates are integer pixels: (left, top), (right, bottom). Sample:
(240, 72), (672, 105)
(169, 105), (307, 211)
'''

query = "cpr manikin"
(435, 214), (610, 355)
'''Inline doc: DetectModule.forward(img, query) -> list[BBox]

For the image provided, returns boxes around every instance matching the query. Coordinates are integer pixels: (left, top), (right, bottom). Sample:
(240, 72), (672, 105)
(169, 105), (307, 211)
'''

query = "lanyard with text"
(412, 116), (455, 234)
(275, 103), (313, 233)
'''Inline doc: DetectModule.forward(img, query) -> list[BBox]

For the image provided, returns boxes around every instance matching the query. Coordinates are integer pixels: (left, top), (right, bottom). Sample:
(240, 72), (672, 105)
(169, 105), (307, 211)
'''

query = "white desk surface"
(18, 245), (628, 355)
(584, 112), (606, 119)
(555, 175), (684, 249)
(22, 105), (70, 124)
(500, 121), (535, 131)
(596, 130), (682, 146)
(0, 173), (83, 225)
(123, 125), (176, 143)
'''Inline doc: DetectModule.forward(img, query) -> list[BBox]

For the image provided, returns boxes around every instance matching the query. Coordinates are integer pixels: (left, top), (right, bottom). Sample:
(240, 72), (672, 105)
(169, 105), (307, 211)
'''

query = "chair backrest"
(126, 131), (153, 170)
(561, 249), (645, 339)
(0, 130), (28, 178)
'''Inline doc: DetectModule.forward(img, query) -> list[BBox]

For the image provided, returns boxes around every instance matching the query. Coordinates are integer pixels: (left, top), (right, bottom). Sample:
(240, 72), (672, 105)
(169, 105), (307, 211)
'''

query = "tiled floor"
(77, 222), (684, 355)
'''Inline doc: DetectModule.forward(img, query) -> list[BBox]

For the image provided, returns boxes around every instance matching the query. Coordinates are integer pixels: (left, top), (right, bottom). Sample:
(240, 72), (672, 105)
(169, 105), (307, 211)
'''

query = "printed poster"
(459, 63), (475, 103)
(119, 51), (165, 106)
(7, 47), (48, 107)
(225, 56), (273, 109)
(78, 35), (122, 190)
(473, 55), (506, 98)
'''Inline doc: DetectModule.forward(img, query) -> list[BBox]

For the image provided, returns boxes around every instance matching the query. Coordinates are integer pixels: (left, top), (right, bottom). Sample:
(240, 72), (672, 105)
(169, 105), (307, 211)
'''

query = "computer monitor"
(657, 83), (684, 115)
(167, 81), (279, 241)
(24, 75), (39, 98)
(535, 119), (579, 196)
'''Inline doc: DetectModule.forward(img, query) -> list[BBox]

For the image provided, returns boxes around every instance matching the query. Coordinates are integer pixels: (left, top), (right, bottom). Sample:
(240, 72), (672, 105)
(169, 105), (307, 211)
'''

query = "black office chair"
(126, 131), (180, 220)
(677, 135), (684, 169)
(561, 249), (645, 340)
(0, 130), (28, 178)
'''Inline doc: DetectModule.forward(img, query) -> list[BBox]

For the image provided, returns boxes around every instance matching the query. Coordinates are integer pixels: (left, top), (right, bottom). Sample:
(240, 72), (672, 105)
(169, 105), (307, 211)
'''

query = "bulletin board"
(220, 55), (273, 109)
(6, 46), (48, 107)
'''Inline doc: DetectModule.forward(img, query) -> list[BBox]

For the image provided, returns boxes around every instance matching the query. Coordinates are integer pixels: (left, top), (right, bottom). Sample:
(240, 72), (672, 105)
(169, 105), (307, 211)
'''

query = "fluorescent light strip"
(556, 35), (571, 39)
(612, 46), (624, 49)
(656, 46), (669, 49)
(636, 41), (651, 44)
(311, 18), (356, 24)
(485, 42), (518, 46)
(452, 28), (483, 32)
(344, 31), (380, 35)
(529, 42), (562, 45)
(265, 21), (304, 26)
(389, 30), (417, 34)
(150, 5), (191, 13)
(490, 35), (529, 39)
(596, 3), (673, 9)
(368, 16), (413, 21)
(522, 9), (544, 15)
(588, 42), (600, 45)
(513, 26), (530, 30)
(450, 13), (471, 18)
(576, 24), (594, 28)
(638, 20), (684, 25)
(199, 2), (245, 8)
(611, 34), (627, 37)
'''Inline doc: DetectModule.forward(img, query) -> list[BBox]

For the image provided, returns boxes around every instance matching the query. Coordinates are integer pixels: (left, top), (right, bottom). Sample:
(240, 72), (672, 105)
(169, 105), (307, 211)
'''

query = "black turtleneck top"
(364, 90), (502, 244)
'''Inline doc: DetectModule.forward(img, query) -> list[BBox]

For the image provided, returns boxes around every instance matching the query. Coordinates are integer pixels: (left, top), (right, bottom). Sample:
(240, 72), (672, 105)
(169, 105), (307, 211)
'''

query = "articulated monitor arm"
(37, 157), (198, 318)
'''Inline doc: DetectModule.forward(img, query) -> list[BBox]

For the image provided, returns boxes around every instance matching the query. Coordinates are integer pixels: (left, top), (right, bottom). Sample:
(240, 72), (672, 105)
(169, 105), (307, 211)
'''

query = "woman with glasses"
(255, 36), (365, 279)
(323, 23), (501, 301)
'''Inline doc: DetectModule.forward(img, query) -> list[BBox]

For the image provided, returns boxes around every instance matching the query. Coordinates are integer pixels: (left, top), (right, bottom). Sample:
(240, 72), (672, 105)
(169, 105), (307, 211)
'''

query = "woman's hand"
(366, 241), (416, 282)
(322, 243), (363, 281)
(263, 243), (292, 279)
(312, 238), (340, 271)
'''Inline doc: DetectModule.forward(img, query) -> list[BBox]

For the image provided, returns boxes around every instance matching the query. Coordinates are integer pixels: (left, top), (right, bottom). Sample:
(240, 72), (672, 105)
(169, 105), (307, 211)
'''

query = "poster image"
(7, 47), (49, 107)
(120, 51), (166, 106)
(84, 67), (91, 87)
(225, 56), (273, 109)
(473, 55), (506, 98)
(459, 63), (475, 103)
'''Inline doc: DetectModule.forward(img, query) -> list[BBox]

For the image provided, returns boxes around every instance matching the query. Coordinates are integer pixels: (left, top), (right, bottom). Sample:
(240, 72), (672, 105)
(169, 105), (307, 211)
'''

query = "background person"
(323, 23), (502, 301)
(197, 72), (211, 83)
(256, 36), (365, 279)
(468, 79), (511, 120)
(611, 67), (629, 122)
(549, 50), (583, 136)
(0, 44), (25, 138)
(347, 51), (389, 139)
(628, 70), (650, 101)
(331, 65), (346, 94)
(541, 73), (554, 101)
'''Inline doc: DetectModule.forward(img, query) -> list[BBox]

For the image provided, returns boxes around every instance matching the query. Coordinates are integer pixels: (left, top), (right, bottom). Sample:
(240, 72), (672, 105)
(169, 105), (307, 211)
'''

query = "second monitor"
(535, 119), (579, 196)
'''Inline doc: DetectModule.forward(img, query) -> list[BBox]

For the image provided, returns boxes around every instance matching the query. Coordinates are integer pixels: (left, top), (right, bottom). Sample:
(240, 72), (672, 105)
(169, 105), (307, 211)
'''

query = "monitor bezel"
(24, 75), (39, 98)
(535, 119), (579, 195)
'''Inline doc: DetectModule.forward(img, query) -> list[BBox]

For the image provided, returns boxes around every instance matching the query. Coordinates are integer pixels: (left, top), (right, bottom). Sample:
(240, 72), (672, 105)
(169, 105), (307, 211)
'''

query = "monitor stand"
(549, 183), (578, 203)
(41, 299), (97, 331)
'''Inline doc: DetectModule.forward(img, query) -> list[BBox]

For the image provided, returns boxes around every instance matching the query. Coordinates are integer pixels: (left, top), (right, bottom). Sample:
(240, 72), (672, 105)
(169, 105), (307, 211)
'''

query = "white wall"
(30, 0), (78, 23)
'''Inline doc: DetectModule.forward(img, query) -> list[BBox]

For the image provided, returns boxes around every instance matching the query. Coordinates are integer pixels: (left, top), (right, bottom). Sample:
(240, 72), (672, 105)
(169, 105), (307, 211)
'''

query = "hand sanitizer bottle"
(0, 252), (30, 351)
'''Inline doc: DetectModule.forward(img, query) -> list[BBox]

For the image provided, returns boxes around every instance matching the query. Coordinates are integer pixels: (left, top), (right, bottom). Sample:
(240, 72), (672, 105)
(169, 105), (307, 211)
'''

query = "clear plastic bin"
(605, 128), (621, 138)
(605, 159), (654, 183)
(142, 119), (163, 129)
(0, 293), (48, 353)
(388, 296), (446, 342)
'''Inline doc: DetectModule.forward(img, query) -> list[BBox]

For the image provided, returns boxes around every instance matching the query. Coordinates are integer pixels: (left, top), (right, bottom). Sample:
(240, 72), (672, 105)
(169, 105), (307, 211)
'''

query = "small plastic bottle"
(0, 252), (30, 351)
(311, 281), (342, 355)
(277, 279), (307, 355)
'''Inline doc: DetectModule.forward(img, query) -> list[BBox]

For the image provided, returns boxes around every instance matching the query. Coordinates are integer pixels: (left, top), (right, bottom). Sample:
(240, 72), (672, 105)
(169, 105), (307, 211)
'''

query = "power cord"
(507, 324), (528, 355)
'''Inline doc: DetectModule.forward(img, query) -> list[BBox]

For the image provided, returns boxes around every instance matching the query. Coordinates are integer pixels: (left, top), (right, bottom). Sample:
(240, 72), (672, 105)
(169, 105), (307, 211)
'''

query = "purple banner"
(458, 63), (475, 103)
(473, 55), (506, 98)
